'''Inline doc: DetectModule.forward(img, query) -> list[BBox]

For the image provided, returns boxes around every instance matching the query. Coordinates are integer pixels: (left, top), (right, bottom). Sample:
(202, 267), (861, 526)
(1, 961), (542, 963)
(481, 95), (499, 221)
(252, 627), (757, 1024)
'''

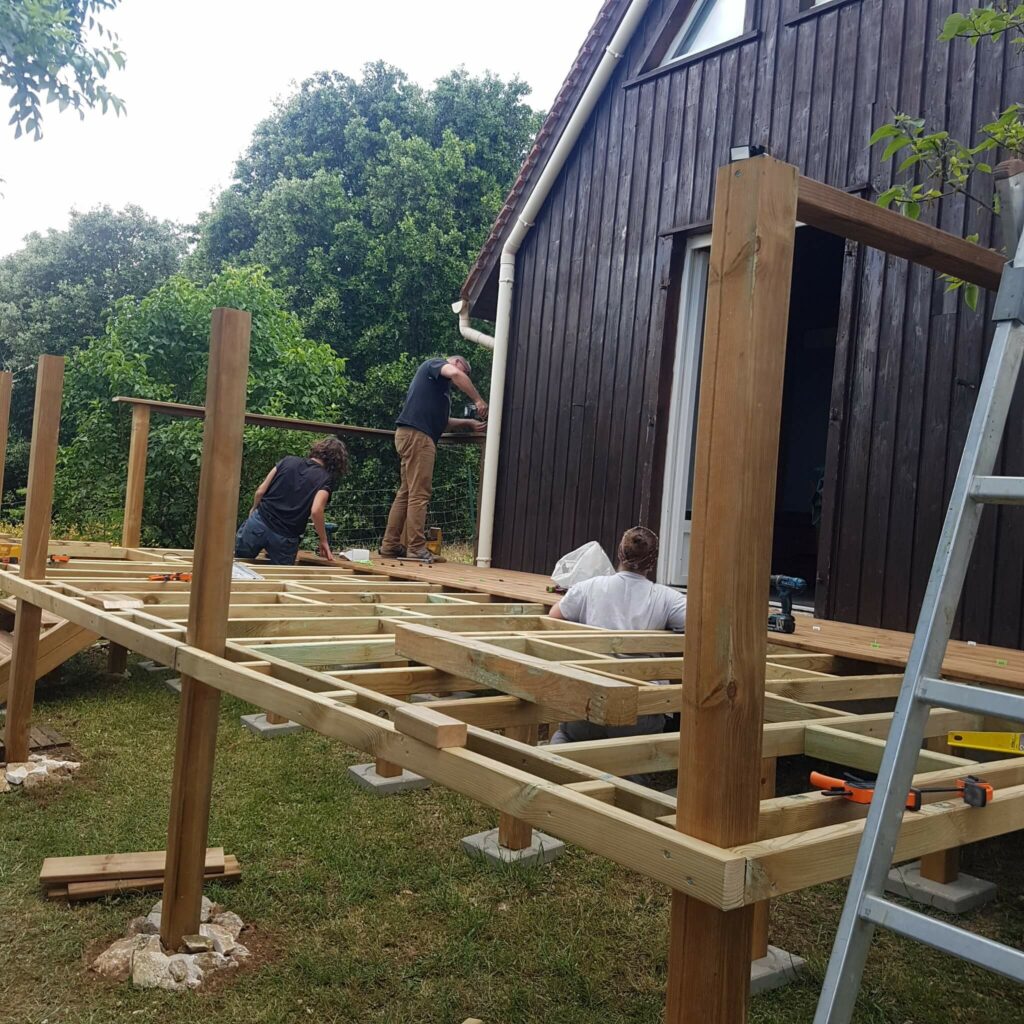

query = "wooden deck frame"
(1, 162), (1022, 1020)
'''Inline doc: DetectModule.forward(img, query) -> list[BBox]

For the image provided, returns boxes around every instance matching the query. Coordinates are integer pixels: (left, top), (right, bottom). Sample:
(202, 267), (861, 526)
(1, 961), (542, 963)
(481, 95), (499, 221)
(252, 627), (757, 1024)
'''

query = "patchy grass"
(0, 651), (1021, 1024)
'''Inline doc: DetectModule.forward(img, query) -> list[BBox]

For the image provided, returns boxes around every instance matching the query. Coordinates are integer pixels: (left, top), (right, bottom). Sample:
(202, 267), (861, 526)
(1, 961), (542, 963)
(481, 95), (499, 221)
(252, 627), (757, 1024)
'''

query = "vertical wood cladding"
(490, 0), (1024, 647)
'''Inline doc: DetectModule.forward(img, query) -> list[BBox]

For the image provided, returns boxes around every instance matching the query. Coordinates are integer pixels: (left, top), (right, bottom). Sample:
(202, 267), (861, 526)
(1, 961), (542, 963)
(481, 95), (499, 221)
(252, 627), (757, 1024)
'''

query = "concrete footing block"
(139, 660), (171, 675)
(347, 762), (430, 794)
(460, 827), (566, 867)
(750, 946), (807, 996)
(886, 861), (997, 915)
(164, 677), (182, 694)
(240, 713), (303, 738)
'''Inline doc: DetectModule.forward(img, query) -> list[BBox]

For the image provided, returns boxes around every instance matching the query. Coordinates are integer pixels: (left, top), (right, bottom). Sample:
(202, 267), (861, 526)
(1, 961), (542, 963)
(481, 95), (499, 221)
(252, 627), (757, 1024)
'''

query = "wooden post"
(665, 157), (798, 1024)
(919, 736), (960, 883)
(0, 369), (13, 516)
(122, 403), (150, 548)
(160, 309), (251, 952)
(3, 357), (64, 764)
(107, 642), (128, 675)
(497, 723), (538, 850)
(750, 757), (777, 961)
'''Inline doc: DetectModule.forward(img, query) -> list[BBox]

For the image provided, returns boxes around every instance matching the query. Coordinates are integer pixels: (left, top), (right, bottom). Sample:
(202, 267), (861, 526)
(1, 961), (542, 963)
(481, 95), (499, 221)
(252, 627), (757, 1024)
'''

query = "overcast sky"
(0, 0), (602, 256)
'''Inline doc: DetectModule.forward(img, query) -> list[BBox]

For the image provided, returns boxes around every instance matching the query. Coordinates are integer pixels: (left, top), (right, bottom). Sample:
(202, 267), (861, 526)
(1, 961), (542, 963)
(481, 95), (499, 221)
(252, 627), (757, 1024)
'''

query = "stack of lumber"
(40, 847), (240, 902)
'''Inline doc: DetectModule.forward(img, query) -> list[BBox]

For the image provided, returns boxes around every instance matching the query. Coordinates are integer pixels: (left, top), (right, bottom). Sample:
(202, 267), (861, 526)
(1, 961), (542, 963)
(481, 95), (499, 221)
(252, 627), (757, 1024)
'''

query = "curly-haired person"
(235, 437), (350, 565)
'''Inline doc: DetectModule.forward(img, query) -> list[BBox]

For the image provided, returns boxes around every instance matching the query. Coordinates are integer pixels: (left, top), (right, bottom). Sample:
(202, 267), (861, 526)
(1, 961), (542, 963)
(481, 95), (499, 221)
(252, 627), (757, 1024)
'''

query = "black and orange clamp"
(147, 571), (193, 582)
(47, 554), (70, 564)
(810, 770), (993, 811)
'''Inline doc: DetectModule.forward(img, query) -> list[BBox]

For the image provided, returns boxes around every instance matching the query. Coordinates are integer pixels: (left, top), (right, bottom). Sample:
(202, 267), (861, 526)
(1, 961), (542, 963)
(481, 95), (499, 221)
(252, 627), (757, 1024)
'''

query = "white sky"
(0, 0), (603, 255)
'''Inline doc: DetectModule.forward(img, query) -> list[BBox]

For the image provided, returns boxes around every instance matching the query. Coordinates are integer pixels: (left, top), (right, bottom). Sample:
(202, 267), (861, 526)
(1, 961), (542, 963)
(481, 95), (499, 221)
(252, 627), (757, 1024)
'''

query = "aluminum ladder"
(814, 166), (1024, 1024)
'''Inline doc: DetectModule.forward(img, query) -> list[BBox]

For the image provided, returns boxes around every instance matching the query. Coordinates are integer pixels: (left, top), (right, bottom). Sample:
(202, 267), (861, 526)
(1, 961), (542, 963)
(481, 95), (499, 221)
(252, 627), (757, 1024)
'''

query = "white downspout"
(451, 300), (494, 349)
(468, 0), (651, 567)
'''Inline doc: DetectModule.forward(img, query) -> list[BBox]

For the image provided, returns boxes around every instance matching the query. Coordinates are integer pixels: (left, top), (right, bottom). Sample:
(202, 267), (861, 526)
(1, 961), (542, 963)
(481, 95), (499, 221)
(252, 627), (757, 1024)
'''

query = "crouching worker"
(548, 526), (685, 744)
(235, 437), (349, 565)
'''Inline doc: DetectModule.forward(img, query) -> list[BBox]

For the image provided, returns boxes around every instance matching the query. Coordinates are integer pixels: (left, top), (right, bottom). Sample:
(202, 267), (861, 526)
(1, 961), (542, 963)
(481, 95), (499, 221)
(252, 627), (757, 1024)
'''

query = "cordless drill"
(768, 575), (807, 634)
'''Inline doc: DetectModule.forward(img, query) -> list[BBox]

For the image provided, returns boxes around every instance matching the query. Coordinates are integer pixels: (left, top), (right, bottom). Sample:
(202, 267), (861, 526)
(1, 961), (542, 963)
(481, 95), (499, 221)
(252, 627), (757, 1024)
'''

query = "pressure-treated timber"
(3, 355), (64, 764)
(498, 723), (539, 850)
(392, 620), (639, 725)
(160, 309), (251, 952)
(796, 176), (1004, 292)
(666, 156), (799, 1024)
(0, 369), (12, 517)
(121, 403), (150, 547)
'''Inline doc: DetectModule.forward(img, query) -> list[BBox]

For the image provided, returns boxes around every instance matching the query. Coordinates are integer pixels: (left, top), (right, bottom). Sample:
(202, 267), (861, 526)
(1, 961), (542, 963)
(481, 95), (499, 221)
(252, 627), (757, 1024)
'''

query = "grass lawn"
(1, 650), (1021, 1024)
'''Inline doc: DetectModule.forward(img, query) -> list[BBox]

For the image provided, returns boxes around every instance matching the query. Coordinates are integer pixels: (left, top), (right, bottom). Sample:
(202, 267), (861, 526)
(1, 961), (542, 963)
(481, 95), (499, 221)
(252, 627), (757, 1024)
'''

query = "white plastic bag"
(551, 541), (614, 589)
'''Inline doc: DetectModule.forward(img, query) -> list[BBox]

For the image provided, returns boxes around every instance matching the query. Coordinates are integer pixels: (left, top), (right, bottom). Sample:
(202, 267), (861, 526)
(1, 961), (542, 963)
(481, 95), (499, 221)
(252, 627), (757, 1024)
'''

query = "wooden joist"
(40, 847), (225, 886)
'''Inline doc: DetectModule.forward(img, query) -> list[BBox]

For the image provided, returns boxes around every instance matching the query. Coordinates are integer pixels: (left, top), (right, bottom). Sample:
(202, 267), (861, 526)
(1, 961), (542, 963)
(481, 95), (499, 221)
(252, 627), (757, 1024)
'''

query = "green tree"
(870, 6), (1024, 307)
(0, 0), (126, 141)
(55, 266), (349, 547)
(192, 62), (541, 383)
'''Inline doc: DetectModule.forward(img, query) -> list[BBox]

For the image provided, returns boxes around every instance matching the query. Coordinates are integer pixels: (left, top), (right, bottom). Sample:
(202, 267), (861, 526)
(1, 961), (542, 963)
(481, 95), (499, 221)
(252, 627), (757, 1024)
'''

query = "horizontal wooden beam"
(112, 396), (482, 445)
(392, 621), (640, 726)
(796, 176), (1005, 290)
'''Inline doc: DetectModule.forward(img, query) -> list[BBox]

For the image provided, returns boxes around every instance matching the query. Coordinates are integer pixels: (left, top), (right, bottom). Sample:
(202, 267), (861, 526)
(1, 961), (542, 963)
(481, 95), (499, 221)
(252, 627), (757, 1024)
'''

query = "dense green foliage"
(192, 63), (540, 379)
(871, 5), (1024, 308)
(0, 0), (125, 142)
(1, 62), (536, 547)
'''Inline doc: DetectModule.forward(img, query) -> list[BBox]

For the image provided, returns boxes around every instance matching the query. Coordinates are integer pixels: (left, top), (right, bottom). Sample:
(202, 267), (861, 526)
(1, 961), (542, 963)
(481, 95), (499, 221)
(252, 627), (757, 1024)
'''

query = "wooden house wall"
(491, 0), (1024, 647)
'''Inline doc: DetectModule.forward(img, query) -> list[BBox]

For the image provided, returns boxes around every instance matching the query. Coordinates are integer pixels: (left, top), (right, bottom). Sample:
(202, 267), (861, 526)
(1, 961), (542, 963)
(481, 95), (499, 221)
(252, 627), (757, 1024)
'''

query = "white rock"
(230, 942), (250, 959)
(211, 910), (244, 940)
(0, 775), (10, 793)
(91, 935), (152, 983)
(199, 922), (237, 955)
(127, 915), (158, 936)
(192, 950), (235, 974)
(132, 948), (201, 992)
(5, 762), (34, 784)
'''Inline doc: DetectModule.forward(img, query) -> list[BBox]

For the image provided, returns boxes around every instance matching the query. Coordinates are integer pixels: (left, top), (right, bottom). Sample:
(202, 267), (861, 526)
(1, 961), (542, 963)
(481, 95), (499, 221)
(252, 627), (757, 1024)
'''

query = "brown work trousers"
(382, 427), (436, 554)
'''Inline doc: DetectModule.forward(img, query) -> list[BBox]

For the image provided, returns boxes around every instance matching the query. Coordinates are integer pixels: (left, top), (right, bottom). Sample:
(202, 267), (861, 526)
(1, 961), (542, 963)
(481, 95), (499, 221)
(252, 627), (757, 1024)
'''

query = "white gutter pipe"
(467, 0), (651, 567)
(451, 300), (495, 349)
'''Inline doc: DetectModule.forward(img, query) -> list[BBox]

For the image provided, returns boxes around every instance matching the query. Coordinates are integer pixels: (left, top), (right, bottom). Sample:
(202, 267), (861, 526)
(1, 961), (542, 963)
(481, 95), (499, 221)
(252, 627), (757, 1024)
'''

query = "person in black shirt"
(381, 355), (487, 561)
(235, 437), (349, 565)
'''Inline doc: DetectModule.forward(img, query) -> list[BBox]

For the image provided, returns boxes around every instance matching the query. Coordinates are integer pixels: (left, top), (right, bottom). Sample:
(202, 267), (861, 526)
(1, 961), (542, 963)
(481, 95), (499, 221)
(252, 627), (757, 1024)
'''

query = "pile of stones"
(1, 752), (80, 792)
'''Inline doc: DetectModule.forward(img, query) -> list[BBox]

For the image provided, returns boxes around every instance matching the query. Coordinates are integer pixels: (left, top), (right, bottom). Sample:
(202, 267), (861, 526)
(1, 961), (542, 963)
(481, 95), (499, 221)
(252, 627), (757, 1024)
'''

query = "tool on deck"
(0, 542), (21, 565)
(810, 771), (994, 811)
(815, 163), (1024, 1022)
(425, 526), (443, 557)
(147, 572), (192, 582)
(947, 730), (1023, 755)
(767, 574), (806, 634)
(47, 554), (69, 564)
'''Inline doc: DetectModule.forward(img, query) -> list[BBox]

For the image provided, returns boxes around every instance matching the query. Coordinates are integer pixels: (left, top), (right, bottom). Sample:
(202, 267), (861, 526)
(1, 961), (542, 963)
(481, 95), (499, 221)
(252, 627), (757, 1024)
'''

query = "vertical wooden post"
(0, 369), (13, 517)
(3, 357), (64, 764)
(107, 642), (128, 675)
(498, 723), (538, 850)
(750, 757), (777, 961)
(665, 157), (798, 1024)
(160, 309), (250, 952)
(919, 736), (960, 883)
(122, 403), (150, 548)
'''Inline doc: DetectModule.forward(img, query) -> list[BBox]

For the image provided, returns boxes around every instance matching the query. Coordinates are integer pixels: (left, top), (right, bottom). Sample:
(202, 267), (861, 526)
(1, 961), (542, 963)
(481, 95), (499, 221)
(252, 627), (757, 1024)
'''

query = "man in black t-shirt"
(380, 355), (487, 561)
(235, 437), (349, 565)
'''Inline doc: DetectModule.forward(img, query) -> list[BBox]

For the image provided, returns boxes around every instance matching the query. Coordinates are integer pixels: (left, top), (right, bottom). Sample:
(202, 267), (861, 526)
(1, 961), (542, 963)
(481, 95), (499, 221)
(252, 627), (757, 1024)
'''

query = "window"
(660, 0), (746, 65)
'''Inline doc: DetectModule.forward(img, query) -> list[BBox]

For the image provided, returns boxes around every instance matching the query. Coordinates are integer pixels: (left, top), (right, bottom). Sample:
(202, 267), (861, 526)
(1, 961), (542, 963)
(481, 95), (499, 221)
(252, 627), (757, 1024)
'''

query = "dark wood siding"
(490, 0), (1024, 647)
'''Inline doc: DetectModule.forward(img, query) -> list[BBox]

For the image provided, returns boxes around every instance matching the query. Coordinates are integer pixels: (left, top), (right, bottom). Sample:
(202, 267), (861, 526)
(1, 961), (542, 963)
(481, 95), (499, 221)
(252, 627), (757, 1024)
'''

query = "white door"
(658, 233), (711, 587)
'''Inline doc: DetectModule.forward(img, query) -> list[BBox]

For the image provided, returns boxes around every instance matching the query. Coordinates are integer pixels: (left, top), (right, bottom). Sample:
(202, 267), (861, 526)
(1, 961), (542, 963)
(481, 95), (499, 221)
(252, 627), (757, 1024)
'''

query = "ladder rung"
(861, 895), (1024, 982)
(918, 677), (1024, 723)
(970, 475), (1024, 504)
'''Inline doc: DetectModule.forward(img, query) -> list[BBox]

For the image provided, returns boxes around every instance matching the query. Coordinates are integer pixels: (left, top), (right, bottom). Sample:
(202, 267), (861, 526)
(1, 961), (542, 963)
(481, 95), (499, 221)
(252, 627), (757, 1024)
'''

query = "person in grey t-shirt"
(548, 527), (685, 748)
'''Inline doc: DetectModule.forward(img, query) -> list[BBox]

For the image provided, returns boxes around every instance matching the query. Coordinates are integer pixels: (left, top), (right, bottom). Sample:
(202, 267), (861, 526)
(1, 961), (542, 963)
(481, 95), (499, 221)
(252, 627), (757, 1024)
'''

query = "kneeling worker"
(549, 526), (685, 743)
(235, 436), (349, 565)
(380, 354), (487, 563)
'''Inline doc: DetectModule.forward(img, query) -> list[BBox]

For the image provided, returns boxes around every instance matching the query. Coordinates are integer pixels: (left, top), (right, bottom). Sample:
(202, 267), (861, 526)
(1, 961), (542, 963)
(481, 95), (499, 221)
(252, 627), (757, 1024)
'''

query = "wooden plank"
(3, 355), (64, 764)
(40, 848), (225, 885)
(392, 621), (639, 726)
(111, 396), (480, 446)
(392, 704), (468, 749)
(121, 403), (150, 548)
(161, 308), (251, 952)
(796, 176), (1004, 291)
(740, 783), (1024, 903)
(666, 156), (798, 1024)
(63, 856), (241, 901)
(0, 370), (11, 518)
